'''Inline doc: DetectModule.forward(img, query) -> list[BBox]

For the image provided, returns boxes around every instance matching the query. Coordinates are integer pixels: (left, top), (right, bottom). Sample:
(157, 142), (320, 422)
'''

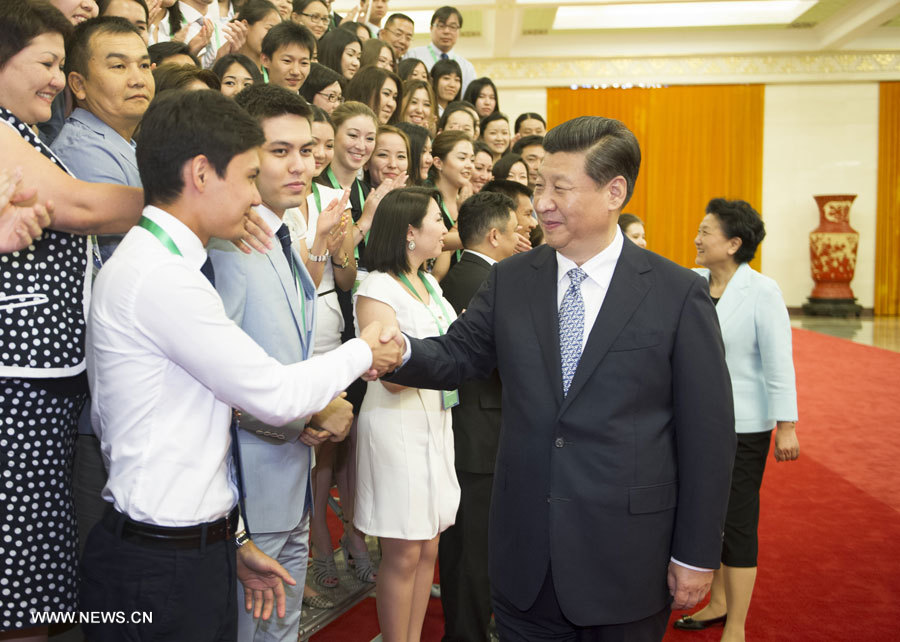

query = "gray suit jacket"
(207, 238), (317, 534)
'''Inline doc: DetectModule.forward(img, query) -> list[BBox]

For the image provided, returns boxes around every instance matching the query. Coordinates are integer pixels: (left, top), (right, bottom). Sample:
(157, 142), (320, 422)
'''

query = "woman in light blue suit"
(675, 198), (800, 641)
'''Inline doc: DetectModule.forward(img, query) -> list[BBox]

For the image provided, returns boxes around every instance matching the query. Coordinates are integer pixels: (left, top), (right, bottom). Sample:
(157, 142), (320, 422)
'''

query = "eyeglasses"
(385, 27), (413, 43)
(317, 91), (344, 104)
(434, 21), (460, 32)
(301, 12), (330, 25)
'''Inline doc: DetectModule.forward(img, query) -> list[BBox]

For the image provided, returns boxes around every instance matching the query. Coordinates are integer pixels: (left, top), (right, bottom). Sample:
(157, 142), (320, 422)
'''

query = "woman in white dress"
(354, 187), (461, 642)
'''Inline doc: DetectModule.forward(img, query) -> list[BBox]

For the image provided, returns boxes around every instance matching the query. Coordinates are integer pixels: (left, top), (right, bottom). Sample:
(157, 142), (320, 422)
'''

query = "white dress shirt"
(87, 205), (372, 526)
(463, 249), (496, 265)
(178, 1), (222, 68)
(555, 228), (624, 350)
(404, 43), (477, 95)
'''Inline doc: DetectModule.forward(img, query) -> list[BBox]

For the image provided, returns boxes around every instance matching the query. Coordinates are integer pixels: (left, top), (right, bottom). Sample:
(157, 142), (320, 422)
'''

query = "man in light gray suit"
(208, 84), (353, 642)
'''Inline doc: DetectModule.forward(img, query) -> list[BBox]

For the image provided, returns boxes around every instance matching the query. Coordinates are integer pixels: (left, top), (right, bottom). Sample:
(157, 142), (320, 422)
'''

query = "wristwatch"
(308, 248), (330, 263)
(234, 529), (251, 548)
(332, 253), (350, 269)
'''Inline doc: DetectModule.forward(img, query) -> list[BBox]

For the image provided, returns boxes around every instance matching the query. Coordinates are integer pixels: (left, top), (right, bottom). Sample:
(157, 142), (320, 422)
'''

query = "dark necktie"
(276, 223), (294, 272)
(200, 257), (216, 287)
(440, 53), (449, 61)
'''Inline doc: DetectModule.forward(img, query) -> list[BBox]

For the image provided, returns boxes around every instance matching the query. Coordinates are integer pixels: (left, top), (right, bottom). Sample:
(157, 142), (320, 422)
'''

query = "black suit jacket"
(439, 252), (502, 474)
(388, 240), (736, 625)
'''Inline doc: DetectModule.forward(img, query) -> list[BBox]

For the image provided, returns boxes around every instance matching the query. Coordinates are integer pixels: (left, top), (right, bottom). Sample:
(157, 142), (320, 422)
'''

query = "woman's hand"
(0, 168), (52, 254)
(315, 188), (351, 256)
(356, 173), (408, 242)
(185, 19), (214, 55)
(216, 20), (249, 59)
(774, 422), (799, 462)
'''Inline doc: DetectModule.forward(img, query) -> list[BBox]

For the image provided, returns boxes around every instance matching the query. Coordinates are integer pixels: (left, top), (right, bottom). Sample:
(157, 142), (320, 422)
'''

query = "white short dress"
(353, 271), (461, 540)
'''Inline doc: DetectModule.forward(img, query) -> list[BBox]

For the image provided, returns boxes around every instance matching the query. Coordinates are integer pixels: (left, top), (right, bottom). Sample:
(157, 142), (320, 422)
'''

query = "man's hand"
(299, 425), (331, 447)
(667, 562), (713, 611)
(359, 321), (404, 379)
(0, 168), (52, 254)
(774, 422), (799, 462)
(232, 207), (274, 254)
(514, 231), (532, 254)
(236, 540), (296, 620)
(186, 19), (214, 56)
(309, 393), (353, 442)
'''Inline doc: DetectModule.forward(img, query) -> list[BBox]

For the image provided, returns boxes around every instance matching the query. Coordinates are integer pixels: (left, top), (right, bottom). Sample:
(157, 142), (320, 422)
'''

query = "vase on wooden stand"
(802, 194), (863, 317)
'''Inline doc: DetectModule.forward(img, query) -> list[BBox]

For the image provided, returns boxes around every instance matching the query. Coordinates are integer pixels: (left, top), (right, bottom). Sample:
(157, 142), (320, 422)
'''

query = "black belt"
(101, 506), (239, 550)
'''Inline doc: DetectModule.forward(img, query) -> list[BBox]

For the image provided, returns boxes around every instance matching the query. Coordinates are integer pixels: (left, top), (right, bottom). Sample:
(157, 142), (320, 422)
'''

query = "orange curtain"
(875, 82), (900, 316)
(547, 85), (764, 270)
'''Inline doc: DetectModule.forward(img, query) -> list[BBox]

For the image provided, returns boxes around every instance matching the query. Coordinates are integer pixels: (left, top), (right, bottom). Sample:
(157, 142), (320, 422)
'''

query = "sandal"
(302, 593), (335, 609)
(340, 535), (377, 583)
(311, 555), (339, 589)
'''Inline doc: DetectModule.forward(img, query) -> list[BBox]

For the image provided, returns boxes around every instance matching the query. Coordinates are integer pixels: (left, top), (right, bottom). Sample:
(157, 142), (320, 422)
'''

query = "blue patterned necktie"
(559, 267), (587, 396)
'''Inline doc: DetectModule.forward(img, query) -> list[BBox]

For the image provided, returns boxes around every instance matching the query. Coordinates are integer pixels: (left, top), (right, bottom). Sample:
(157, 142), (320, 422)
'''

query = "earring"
(408, 240), (416, 250)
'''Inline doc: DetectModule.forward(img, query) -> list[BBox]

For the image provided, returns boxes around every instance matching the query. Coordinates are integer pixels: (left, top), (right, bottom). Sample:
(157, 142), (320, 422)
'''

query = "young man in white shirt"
(82, 89), (402, 641)
(404, 6), (475, 95)
(260, 21), (316, 92)
(208, 84), (351, 642)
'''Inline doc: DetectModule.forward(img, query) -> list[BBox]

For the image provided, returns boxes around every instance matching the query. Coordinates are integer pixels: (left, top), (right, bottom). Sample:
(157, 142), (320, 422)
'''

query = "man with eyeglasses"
(405, 5), (475, 95)
(379, 12), (414, 58)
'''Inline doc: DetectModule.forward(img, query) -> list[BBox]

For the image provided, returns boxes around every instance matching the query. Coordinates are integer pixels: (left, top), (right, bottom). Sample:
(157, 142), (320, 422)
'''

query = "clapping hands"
(0, 168), (52, 254)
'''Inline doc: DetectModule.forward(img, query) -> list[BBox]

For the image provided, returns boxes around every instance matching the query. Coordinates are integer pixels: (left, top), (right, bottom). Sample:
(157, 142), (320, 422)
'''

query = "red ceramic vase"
(808, 194), (859, 300)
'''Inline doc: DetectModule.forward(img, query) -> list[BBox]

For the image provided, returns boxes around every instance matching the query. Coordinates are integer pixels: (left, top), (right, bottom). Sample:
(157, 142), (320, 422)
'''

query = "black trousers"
(722, 429), (772, 567)
(80, 514), (238, 642)
(492, 565), (670, 642)
(440, 470), (494, 642)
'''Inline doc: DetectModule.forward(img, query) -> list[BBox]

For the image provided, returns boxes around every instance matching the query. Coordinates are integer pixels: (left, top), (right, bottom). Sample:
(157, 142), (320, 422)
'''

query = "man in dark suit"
(438, 191), (520, 642)
(386, 116), (737, 640)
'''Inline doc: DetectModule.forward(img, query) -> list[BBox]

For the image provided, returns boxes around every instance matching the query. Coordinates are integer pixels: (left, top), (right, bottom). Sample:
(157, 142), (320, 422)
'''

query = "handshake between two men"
(360, 320), (406, 381)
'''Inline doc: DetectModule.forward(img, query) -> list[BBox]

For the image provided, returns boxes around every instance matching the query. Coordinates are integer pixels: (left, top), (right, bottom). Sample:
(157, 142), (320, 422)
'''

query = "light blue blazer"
(207, 238), (317, 533)
(695, 263), (798, 433)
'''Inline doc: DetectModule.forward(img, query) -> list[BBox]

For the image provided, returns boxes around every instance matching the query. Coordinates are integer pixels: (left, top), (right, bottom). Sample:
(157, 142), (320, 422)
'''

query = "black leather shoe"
(672, 614), (727, 630)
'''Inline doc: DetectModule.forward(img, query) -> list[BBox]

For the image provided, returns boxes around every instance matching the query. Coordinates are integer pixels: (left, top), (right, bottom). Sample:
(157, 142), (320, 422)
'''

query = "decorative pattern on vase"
(809, 194), (859, 299)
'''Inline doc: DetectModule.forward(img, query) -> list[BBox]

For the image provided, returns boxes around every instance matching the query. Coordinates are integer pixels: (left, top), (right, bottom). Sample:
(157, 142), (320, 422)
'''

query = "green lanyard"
(261, 66), (269, 84)
(311, 182), (322, 213)
(435, 193), (462, 262)
(326, 167), (367, 259)
(139, 216), (182, 256)
(427, 43), (443, 64)
(396, 270), (459, 409)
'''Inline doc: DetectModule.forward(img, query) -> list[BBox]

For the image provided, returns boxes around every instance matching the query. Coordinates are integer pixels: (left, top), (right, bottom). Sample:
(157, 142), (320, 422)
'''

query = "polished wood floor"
(791, 315), (900, 353)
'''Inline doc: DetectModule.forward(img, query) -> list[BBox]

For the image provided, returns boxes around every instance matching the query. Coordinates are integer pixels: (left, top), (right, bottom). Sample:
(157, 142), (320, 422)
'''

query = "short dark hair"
(463, 77), (498, 114)
(292, 0), (326, 15)
(299, 62), (344, 103)
(0, 0), (72, 70)
(479, 111), (508, 138)
(514, 112), (545, 133)
(397, 57), (426, 82)
(137, 89), (264, 206)
(384, 13), (414, 28)
(543, 116), (641, 207)
(236, 0), (280, 26)
(617, 213), (643, 235)
(148, 40), (199, 67)
(212, 53), (265, 87)
(65, 17), (143, 79)
(458, 191), (515, 248)
(706, 198), (766, 263)
(234, 83), (313, 126)
(152, 63), (220, 93)
(431, 6), (462, 28)
(261, 21), (316, 59)
(97, 0), (149, 22)
(482, 178), (533, 202)
(364, 186), (441, 274)
(430, 58), (462, 101)
(437, 101), (476, 133)
(396, 122), (430, 187)
(511, 134), (543, 155)
(317, 27), (361, 77)
(491, 153), (525, 182)
(346, 66), (402, 124)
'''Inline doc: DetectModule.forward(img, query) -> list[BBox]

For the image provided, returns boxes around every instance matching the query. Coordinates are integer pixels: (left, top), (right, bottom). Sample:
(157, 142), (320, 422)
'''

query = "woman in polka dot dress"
(0, 4), (143, 637)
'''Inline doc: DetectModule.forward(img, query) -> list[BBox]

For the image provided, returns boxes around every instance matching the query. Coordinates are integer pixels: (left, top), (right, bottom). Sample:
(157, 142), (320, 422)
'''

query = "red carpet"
(313, 329), (900, 641)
